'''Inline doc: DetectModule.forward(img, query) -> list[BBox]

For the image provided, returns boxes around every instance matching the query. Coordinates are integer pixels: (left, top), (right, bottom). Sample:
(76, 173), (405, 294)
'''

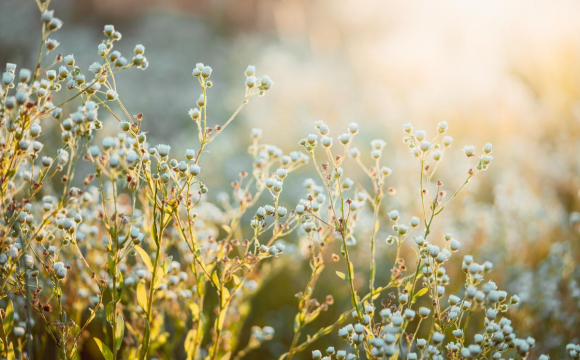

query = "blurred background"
(1, 0), (579, 358)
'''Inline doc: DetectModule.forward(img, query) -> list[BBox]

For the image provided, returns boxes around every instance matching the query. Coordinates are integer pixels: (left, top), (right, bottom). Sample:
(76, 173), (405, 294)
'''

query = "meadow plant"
(0, 1), (576, 360)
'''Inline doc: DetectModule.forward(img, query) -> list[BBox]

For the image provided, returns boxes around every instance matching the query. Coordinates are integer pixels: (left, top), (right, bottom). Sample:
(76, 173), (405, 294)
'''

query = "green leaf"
(211, 271), (220, 287)
(162, 256), (173, 275)
(105, 301), (115, 324)
(414, 273), (423, 283)
(184, 329), (196, 360)
(434, 322), (442, 331)
(7, 340), (14, 360)
(293, 313), (302, 332)
(221, 288), (230, 307)
(335, 271), (348, 281)
(412, 288), (429, 304)
(3, 300), (14, 335)
(107, 253), (116, 277)
(153, 272), (164, 290)
(117, 270), (124, 290)
(94, 337), (113, 360)
(232, 274), (240, 286)
(306, 310), (321, 324)
(134, 246), (154, 273)
(150, 221), (158, 245)
(115, 314), (124, 351)
(348, 261), (355, 279)
(188, 302), (200, 320)
(137, 282), (148, 314)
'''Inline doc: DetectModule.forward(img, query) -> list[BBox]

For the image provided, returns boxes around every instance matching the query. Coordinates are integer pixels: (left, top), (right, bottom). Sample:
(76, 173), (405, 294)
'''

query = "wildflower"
(104, 24), (115, 36)
(134, 44), (145, 54)
(157, 144), (171, 157)
(420, 141), (431, 152)
(197, 94), (205, 107)
(463, 145), (475, 157)
(48, 17), (63, 31)
(53, 262), (68, 279)
(2, 72), (14, 86)
(260, 75), (273, 90)
(449, 239), (461, 251)
(432, 332), (445, 344)
(202, 66), (212, 78)
(245, 65), (256, 76)
(13, 327), (25, 337)
(483, 142), (493, 153)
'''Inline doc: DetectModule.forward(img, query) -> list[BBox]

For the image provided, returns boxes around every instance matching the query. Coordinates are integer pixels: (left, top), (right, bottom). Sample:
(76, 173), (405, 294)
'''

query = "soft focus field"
(0, 1), (579, 359)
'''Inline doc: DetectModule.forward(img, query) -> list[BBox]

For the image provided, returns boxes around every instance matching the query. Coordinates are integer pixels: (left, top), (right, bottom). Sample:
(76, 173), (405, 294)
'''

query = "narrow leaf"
(105, 301), (114, 324)
(107, 253), (116, 277)
(335, 271), (348, 281)
(94, 338), (113, 360)
(221, 288), (231, 307)
(115, 314), (124, 351)
(188, 302), (200, 320)
(137, 282), (148, 314)
(3, 300), (14, 335)
(184, 329), (196, 360)
(412, 288), (429, 303)
(134, 246), (154, 273)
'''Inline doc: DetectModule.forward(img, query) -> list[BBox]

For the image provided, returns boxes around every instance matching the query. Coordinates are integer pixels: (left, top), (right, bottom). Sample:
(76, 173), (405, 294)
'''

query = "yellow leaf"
(134, 246), (154, 273)
(137, 282), (148, 314)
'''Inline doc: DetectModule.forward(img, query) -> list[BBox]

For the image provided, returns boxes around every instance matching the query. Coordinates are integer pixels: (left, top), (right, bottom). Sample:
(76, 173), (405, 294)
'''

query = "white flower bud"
(30, 123), (42, 137)
(157, 144), (171, 157)
(197, 94), (205, 107)
(415, 130), (426, 141)
(245, 65), (255, 76)
(432, 150), (442, 161)
(348, 122), (359, 134)
(106, 89), (118, 100)
(201, 66), (212, 78)
(338, 133), (350, 145)
(134, 44), (145, 55)
(449, 239), (461, 251)
(48, 17), (63, 31)
(245, 76), (256, 88)
(189, 164), (201, 176)
(260, 75), (273, 90)
(53, 262), (68, 279)
(463, 145), (475, 157)
(483, 142), (493, 154)
(482, 155), (493, 165)
(98, 43), (108, 56)
(104, 25), (115, 36)
(64, 54), (75, 66)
